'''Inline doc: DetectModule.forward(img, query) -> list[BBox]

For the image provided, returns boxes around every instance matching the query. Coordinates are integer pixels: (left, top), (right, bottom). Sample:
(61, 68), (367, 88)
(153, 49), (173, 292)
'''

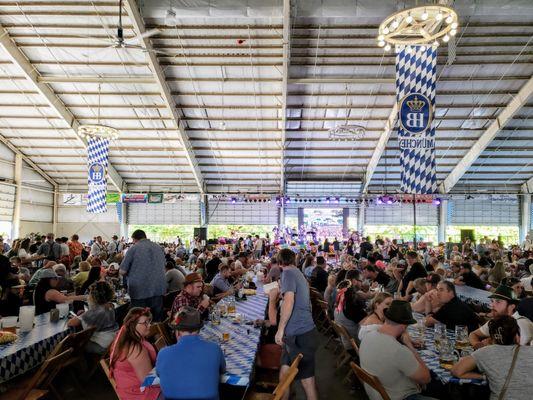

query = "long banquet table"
(454, 284), (491, 309)
(142, 288), (268, 391)
(0, 314), (73, 384)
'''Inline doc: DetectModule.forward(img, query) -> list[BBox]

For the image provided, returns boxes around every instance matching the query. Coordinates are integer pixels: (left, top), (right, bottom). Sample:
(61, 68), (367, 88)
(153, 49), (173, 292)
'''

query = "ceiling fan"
(81, 0), (172, 57)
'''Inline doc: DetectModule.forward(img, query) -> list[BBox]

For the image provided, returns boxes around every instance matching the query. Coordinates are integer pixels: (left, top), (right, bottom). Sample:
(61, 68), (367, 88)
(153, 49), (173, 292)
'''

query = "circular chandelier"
(78, 124), (119, 140)
(377, 5), (459, 51)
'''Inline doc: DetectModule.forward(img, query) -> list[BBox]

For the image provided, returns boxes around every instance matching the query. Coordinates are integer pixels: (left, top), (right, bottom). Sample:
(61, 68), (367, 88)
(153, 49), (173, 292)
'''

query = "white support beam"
(0, 132), (57, 189)
(438, 199), (449, 243)
(440, 75), (533, 193)
(0, 23), (126, 193)
(124, 0), (205, 194)
(280, 0), (291, 193)
(11, 154), (22, 239)
(361, 104), (398, 193)
(520, 188), (531, 244)
(522, 176), (533, 194)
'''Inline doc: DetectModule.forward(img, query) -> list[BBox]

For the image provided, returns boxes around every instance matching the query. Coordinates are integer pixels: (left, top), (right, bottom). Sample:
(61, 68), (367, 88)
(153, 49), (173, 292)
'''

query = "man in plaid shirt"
(171, 272), (211, 317)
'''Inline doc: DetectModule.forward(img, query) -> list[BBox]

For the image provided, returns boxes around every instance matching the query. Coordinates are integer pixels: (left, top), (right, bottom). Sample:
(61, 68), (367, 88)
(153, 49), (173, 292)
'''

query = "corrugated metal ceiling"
(0, 0), (530, 195)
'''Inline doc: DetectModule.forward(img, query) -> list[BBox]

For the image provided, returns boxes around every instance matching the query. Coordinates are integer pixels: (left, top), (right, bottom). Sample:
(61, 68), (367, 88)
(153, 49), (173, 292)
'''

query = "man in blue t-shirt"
(275, 248), (319, 400)
(156, 306), (226, 400)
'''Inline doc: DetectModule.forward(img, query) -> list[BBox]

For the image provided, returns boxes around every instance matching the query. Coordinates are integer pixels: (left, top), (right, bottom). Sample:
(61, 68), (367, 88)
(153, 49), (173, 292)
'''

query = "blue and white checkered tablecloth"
(0, 314), (73, 383)
(454, 285), (491, 309)
(408, 325), (486, 386)
(142, 290), (268, 391)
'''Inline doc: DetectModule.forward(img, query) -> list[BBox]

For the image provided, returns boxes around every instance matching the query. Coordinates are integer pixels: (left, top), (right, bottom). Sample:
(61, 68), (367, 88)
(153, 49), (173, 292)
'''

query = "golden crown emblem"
(406, 96), (425, 111)
(91, 164), (102, 172)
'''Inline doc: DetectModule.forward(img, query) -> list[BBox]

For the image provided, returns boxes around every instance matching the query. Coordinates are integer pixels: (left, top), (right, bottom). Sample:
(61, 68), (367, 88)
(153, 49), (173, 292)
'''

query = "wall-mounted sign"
(148, 193), (163, 203)
(122, 194), (147, 203)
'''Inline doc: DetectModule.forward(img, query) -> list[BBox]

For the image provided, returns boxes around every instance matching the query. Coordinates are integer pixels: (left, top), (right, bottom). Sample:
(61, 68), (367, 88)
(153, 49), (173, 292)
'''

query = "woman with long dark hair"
(79, 266), (102, 295)
(109, 307), (160, 400)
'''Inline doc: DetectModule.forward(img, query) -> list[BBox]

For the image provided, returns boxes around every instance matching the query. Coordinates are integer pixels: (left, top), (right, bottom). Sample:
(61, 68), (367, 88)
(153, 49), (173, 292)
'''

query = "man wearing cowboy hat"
(359, 300), (432, 400)
(170, 273), (211, 318)
(469, 285), (533, 348)
(156, 306), (225, 400)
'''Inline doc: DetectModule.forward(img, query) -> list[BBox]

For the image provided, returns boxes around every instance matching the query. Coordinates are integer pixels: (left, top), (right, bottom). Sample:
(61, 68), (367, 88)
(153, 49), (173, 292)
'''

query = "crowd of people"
(1, 230), (533, 399)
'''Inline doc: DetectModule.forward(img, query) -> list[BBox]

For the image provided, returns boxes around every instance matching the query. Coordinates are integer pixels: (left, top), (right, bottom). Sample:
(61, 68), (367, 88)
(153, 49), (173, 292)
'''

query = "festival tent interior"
(0, 0), (532, 399)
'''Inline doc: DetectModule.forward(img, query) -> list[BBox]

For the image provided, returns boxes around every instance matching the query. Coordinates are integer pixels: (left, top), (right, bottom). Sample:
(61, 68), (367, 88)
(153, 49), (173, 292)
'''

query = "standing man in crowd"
(275, 248), (318, 400)
(36, 233), (61, 263)
(90, 236), (106, 258)
(120, 230), (166, 321)
(107, 235), (122, 258)
(254, 235), (264, 259)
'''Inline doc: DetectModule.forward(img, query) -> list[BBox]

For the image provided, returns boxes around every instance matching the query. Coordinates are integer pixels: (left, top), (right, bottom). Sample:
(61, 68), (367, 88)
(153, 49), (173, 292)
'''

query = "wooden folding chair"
(247, 354), (303, 400)
(154, 336), (167, 351)
(330, 322), (353, 371)
(3, 349), (74, 400)
(99, 358), (120, 399)
(350, 361), (391, 400)
(149, 320), (173, 347)
(156, 318), (175, 345)
(321, 312), (340, 352)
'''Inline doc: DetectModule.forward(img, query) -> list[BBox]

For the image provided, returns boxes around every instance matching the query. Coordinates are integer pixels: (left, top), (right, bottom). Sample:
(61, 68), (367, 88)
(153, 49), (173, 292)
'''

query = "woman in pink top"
(110, 307), (160, 400)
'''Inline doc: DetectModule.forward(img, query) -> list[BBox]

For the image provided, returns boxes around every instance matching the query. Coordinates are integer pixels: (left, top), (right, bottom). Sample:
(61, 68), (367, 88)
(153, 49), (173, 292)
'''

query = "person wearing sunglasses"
(109, 307), (160, 400)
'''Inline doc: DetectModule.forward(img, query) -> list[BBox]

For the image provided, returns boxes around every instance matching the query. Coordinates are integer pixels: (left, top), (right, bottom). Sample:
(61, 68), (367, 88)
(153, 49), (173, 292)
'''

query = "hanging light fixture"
(376, 5), (459, 50)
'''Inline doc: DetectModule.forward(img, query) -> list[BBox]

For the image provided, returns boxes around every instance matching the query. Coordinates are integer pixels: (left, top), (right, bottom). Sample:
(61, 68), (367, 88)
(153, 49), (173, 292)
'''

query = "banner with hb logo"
(396, 46), (438, 194)
(87, 137), (109, 213)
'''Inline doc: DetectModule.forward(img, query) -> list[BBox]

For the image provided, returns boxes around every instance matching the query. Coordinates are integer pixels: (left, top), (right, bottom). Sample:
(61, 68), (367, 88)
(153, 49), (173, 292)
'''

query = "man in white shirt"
(469, 285), (533, 347)
(107, 235), (122, 257)
(90, 236), (106, 258)
(359, 300), (431, 400)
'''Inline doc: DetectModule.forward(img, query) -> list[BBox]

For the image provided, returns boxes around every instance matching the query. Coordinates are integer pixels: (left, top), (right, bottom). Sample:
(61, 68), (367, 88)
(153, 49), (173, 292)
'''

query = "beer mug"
(219, 302), (228, 317)
(454, 325), (469, 350)
(222, 332), (230, 342)
(227, 297), (237, 315)
(438, 338), (459, 370)
(434, 322), (446, 350)
(211, 309), (221, 325)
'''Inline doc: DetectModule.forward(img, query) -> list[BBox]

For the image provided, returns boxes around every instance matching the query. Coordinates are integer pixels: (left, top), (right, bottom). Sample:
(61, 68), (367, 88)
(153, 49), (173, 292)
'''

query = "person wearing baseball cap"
(34, 268), (87, 315)
(170, 273), (210, 318)
(156, 306), (225, 400)
(469, 285), (533, 348)
(359, 300), (431, 400)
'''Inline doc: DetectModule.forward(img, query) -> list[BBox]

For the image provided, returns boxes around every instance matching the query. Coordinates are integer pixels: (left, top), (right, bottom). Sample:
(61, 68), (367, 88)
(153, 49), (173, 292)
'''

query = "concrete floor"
(55, 334), (367, 400)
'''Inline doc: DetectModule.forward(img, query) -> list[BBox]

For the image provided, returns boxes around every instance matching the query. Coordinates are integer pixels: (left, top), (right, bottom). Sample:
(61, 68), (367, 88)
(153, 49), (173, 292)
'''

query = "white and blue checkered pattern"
(396, 46), (438, 194)
(141, 291), (268, 391)
(0, 314), (73, 383)
(87, 137), (109, 213)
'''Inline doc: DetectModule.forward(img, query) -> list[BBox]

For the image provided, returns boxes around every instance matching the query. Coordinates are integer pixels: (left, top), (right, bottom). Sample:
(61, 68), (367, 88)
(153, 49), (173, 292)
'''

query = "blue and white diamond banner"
(87, 137), (109, 213)
(396, 45), (438, 194)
